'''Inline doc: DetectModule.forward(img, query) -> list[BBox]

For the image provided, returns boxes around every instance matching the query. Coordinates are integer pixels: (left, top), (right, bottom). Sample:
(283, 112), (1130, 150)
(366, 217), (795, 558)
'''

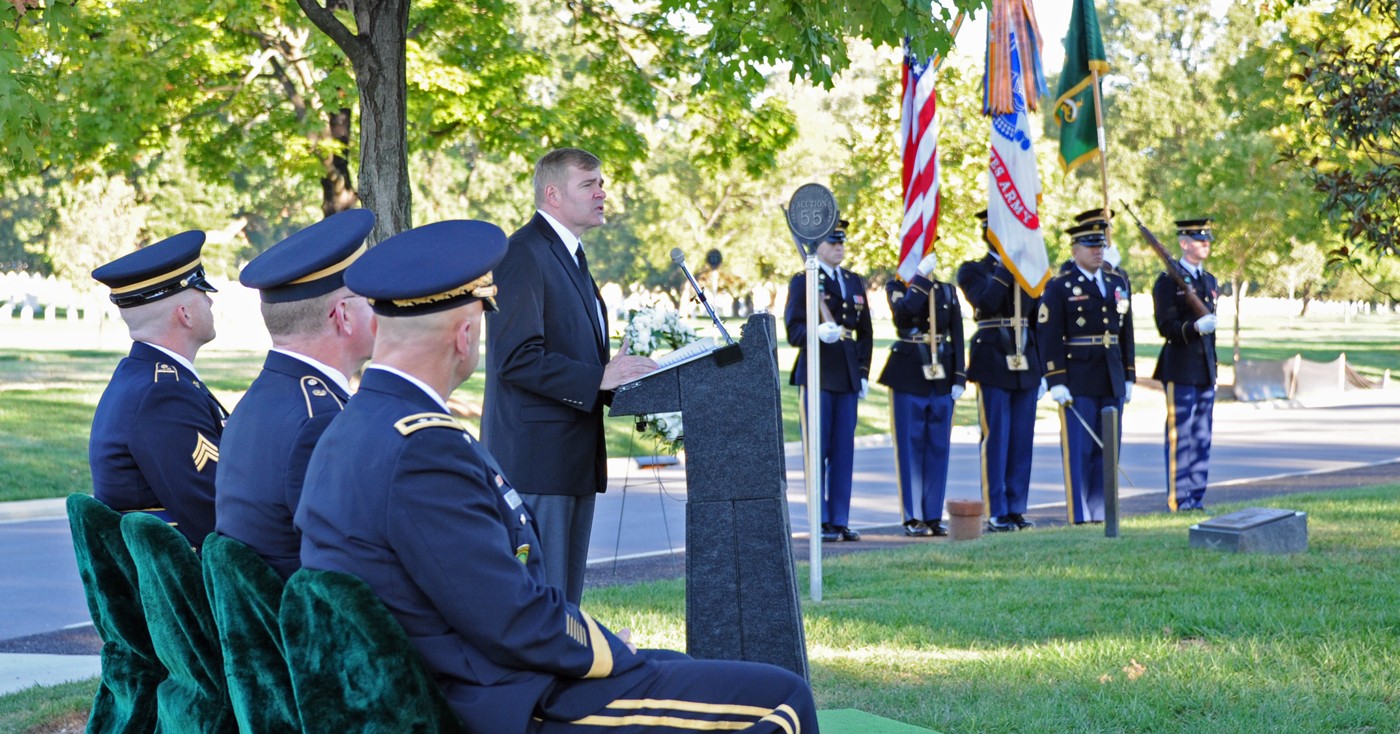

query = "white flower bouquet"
(623, 302), (699, 453)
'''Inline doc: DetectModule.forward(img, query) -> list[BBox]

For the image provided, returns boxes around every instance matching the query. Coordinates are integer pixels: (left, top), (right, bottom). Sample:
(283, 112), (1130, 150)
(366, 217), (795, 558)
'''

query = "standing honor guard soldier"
(879, 246), (966, 537)
(1038, 218), (1136, 524)
(90, 231), (227, 548)
(1153, 217), (1219, 512)
(784, 219), (874, 542)
(956, 210), (1044, 532)
(215, 209), (377, 578)
(296, 220), (816, 734)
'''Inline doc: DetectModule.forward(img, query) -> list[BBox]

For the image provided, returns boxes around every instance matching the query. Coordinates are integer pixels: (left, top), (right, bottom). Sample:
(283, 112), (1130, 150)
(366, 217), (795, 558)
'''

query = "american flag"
(897, 45), (940, 283)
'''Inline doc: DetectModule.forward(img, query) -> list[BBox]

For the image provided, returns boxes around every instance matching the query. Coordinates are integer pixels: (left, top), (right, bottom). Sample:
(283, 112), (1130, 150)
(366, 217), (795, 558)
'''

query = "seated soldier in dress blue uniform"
(214, 209), (377, 578)
(784, 219), (874, 542)
(295, 220), (816, 734)
(1153, 217), (1220, 512)
(879, 246), (966, 537)
(1038, 218), (1136, 524)
(90, 231), (227, 549)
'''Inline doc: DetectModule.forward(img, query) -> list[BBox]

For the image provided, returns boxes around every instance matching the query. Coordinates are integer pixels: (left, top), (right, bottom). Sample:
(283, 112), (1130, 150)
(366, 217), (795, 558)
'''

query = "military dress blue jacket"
(878, 275), (966, 396)
(297, 368), (645, 731)
(89, 341), (227, 547)
(956, 254), (1043, 391)
(784, 266), (873, 393)
(1152, 261), (1218, 386)
(1037, 267), (1137, 398)
(215, 350), (348, 579)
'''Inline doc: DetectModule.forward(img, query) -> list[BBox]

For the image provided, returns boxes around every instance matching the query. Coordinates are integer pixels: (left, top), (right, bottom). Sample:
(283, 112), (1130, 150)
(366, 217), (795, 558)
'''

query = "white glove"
(1124, 381), (1134, 404)
(916, 251), (939, 277)
(1195, 313), (1218, 334)
(1037, 378), (1048, 400)
(859, 378), (869, 399)
(1049, 384), (1072, 405)
(950, 384), (965, 401)
(817, 322), (842, 344)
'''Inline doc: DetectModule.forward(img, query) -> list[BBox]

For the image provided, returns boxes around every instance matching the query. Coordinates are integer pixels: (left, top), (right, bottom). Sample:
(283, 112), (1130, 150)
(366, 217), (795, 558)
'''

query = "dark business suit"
(879, 275), (965, 526)
(1037, 266), (1136, 523)
(215, 350), (348, 578)
(784, 265), (872, 530)
(956, 254), (1042, 521)
(484, 212), (609, 604)
(89, 341), (228, 548)
(297, 369), (814, 734)
(1152, 260), (1219, 511)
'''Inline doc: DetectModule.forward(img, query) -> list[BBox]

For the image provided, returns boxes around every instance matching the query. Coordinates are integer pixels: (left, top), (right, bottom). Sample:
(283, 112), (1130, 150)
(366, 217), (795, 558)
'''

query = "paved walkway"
(3, 389), (1398, 696)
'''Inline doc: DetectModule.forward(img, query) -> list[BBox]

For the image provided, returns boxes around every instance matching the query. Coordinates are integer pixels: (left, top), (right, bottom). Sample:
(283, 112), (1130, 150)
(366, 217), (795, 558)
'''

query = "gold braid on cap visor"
(372, 273), (497, 309)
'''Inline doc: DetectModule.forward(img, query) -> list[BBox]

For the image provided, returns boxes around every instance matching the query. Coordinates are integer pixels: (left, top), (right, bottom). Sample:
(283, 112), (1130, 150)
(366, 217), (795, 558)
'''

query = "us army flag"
(984, 0), (1051, 297)
(1053, 0), (1108, 172)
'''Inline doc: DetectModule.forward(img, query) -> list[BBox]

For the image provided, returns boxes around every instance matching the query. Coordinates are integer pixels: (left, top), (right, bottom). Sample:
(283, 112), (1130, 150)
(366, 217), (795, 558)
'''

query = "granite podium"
(610, 312), (809, 679)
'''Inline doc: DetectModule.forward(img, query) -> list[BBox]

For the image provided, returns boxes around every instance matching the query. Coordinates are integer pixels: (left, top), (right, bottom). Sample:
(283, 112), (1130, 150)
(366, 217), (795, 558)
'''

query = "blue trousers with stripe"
(532, 653), (816, 733)
(799, 387), (858, 527)
(1165, 382), (1215, 511)
(890, 390), (955, 524)
(977, 384), (1037, 519)
(1057, 396), (1123, 524)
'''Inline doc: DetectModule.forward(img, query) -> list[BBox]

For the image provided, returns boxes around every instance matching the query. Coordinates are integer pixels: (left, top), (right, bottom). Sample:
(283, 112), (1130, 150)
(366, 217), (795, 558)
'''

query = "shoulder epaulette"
(153, 363), (181, 382)
(300, 376), (346, 418)
(394, 412), (465, 436)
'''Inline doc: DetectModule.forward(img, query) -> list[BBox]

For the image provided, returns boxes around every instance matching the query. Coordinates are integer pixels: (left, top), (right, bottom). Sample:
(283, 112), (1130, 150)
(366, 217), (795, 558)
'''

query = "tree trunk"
(321, 107), (359, 217)
(1232, 277), (1248, 364)
(352, 0), (411, 244)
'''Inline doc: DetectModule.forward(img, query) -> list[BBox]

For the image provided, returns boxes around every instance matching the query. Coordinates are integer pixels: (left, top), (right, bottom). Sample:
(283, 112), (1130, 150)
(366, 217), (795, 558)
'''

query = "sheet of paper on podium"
(649, 337), (717, 376)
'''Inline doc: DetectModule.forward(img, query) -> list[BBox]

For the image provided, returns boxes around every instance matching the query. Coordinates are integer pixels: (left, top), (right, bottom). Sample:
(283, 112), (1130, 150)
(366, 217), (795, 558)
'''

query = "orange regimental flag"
(983, 0), (1051, 296)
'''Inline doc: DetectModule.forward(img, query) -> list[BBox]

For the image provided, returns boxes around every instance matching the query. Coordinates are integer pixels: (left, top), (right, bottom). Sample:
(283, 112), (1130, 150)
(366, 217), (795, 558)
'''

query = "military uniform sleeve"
(854, 275), (874, 378)
(127, 380), (221, 545)
(1037, 281), (1069, 389)
(490, 243), (607, 412)
(783, 272), (808, 348)
(386, 429), (641, 680)
(281, 411), (337, 529)
(1153, 272), (1202, 346)
(957, 261), (1012, 313)
(887, 278), (925, 330)
(948, 283), (967, 386)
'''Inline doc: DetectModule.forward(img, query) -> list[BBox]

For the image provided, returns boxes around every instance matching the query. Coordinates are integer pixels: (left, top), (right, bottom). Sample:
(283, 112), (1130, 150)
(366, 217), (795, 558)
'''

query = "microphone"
(671, 247), (734, 345)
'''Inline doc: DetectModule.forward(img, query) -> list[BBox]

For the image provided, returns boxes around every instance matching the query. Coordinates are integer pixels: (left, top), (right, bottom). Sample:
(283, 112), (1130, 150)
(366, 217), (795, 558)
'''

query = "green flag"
(1053, 0), (1109, 172)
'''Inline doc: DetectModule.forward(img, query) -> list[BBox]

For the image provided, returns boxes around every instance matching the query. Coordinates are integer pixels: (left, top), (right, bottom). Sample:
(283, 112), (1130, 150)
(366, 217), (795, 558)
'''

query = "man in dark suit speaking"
(484, 147), (657, 604)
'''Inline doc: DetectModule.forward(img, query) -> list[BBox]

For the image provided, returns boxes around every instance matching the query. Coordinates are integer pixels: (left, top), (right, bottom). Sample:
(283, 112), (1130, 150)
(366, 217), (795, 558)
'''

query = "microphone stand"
(672, 249), (742, 365)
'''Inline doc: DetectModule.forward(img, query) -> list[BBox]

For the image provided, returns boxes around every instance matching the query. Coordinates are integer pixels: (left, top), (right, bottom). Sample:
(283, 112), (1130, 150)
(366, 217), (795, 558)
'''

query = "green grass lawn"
(7, 486), (1398, 733)
(2, 309), (1398, 503)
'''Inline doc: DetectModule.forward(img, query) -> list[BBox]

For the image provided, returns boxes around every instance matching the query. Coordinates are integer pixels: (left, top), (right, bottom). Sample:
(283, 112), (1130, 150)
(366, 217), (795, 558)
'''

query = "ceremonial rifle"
(1121, 203), (1210, 320)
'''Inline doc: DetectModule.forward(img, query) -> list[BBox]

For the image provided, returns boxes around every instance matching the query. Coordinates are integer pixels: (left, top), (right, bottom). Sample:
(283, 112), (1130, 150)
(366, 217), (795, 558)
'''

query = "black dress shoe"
(839, 526), (861, 542)
(986, 515), (1015, 532)
(928, 520), (948, 537)
(820, 523), (840, 542)
(904, 520), (933, 537)
(1009, 513), (1035, 530)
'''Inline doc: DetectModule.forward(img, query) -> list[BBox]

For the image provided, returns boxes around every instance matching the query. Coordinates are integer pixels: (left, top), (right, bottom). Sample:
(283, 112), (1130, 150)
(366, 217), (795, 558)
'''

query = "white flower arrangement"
(623, 301), (699, 453)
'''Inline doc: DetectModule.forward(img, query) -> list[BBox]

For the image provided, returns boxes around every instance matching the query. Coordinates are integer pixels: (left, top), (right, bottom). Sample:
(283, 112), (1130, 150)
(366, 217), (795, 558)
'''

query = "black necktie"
(575, 245), (604, 346)
(576, 244), (592, 279)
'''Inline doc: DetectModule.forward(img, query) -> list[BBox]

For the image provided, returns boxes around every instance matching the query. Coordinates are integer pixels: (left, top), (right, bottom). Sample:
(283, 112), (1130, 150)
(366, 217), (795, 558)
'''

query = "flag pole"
(930, 12), (966, 73)
(1091, 68), (1114, 252)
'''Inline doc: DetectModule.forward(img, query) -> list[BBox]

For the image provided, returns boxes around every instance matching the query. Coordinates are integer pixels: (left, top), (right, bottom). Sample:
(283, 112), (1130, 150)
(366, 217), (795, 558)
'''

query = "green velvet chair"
(279, 569), (469, 734)
(66, 493), (166, 734)
(120, 512), (236, 734)
(201, 533), (299, 734)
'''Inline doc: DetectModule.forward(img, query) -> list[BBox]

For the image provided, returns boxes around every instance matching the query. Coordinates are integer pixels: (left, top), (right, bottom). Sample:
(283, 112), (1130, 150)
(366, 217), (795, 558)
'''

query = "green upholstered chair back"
(66, 493), (165, 734)
(280, 569), (469, 734)
(120, 512), (236, 734)
(201, 533), (299, 734)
